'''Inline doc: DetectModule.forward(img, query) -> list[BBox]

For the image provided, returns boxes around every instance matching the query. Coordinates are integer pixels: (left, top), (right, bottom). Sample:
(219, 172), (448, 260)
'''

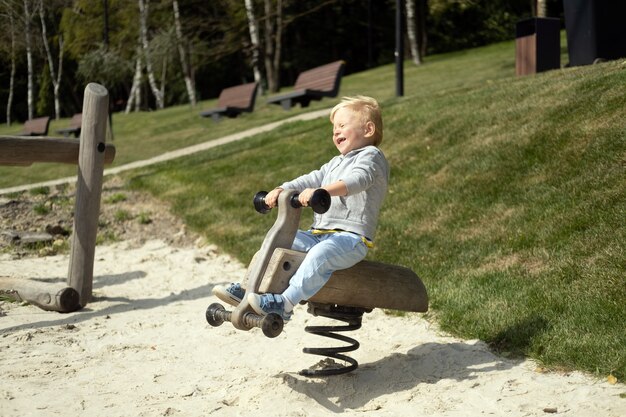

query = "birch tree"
(1, 2), (17, 125)
(149, 27), (176, 106)
(125, 50), (143, 113)
(23, 0), (35, 120)
(244, 0), (264, 95)
(406, 0), (427, 64)
(172, 0), (196, 106)
(138, 0), (164, 109)
(406, 0), (421, 65)
(39, 0), (63, 120)
(536, 0), (547, 17)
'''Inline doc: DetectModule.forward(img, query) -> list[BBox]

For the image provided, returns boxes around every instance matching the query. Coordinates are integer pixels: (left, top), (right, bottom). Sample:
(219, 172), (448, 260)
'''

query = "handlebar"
(253, 189), (331, 214)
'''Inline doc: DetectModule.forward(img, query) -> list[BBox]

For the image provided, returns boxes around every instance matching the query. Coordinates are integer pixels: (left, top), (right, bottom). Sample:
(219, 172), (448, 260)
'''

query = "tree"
(23, 0), (35, 120)
(261, 0), (340, 92)
(1, 1), (18, 125)
(138, 0), (164, 109)
(406, 0), (421, 65)
(38, 0), (64, 120)
(244, 0), (264, 94)
(427, 0), (531, 53)
(263, 0), (282, 93)
(536, 0), (547, 17)
(172, 0), (196, 106)
(125, 47), (143, 113)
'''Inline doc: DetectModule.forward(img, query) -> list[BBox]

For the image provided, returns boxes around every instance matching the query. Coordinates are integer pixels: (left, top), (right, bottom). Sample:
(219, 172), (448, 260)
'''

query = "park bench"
(206, 189), (428, 376)
(56, 113), (82, 138)
(266, 60), (346, 110)
(199, 82), (259, 122)
(19, 116), (50, 136)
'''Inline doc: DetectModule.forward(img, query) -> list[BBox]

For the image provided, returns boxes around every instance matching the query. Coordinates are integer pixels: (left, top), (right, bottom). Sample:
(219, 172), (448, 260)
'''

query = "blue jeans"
(281, 230), (368, 305)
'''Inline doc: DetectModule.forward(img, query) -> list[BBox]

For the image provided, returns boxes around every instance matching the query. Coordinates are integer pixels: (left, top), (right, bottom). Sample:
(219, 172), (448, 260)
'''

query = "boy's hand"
(264, 187), (283, 208)
(298, 188), (317, 207)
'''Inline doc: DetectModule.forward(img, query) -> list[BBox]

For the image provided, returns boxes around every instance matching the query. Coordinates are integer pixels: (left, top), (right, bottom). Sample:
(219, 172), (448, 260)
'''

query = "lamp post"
(395, 0), (404, 97)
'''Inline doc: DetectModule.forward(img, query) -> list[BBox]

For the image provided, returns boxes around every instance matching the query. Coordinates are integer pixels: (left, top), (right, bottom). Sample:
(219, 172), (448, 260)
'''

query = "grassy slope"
(2, 39), (624, 379)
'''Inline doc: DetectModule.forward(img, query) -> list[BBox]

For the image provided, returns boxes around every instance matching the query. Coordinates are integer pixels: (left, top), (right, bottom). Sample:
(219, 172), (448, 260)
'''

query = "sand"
(1, 239), (624, 417)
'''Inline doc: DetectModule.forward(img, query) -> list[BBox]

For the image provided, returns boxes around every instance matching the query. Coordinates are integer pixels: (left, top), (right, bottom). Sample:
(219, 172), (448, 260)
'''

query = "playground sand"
(1, 239), (624, 417)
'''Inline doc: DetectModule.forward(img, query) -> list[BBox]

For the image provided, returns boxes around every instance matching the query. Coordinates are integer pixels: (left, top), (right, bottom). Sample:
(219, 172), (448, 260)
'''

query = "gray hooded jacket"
(280, 145), (389, 240)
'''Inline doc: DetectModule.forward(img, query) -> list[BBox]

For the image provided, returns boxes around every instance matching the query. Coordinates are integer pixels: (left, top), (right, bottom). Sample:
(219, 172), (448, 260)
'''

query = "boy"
(213, 95), (389, 320)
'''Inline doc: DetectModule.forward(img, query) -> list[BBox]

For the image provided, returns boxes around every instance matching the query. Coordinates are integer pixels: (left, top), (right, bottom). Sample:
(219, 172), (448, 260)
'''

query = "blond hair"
(330, 95), (383, 146)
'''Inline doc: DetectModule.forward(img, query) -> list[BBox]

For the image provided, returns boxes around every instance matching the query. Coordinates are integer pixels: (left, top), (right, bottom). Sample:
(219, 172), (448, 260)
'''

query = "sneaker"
(248, 293), (292, 321)
(212, 283), (245, 307)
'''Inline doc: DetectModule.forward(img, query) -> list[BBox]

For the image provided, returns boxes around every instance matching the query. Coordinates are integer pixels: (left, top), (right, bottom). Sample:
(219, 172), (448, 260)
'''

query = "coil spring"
(300, 303), (369, 377)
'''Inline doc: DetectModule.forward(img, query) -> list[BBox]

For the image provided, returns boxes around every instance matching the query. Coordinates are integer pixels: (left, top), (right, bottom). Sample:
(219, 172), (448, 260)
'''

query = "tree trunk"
(536, 0), (547, 17)
(102, 0), (109, 48)
(23, 0), (34, 120)
(39, 0), (63, 120)
(244, 0), (264, 95)
(125, 51), (143, 113)
(6, 8), (16, 126)
(263, 0), (282, 93)
(417, 0), (427, 58)
(160, 54), (167, 102)
(172, 0), (196, 106)
(272, 0), (282, 89)
(263, 0), (275, 92)
(405, 0), (421, 65)
(138, 0), (164, 109)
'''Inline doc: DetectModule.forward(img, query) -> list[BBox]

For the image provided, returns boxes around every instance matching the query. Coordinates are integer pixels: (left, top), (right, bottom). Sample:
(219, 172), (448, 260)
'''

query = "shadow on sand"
(278, 341), (518, 412)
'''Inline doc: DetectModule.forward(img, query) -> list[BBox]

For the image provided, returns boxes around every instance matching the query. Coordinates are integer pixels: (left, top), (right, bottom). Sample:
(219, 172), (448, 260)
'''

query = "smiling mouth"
(337, 137), (346, 145)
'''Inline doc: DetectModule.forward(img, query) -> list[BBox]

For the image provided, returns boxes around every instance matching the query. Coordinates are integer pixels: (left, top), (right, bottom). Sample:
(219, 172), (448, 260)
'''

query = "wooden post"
(67, 83), (109, 306)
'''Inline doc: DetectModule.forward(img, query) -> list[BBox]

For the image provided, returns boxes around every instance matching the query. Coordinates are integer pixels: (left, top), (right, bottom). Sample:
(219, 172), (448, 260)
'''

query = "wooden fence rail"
(0, 137), (115, 166)
(0, 83), (114, 312)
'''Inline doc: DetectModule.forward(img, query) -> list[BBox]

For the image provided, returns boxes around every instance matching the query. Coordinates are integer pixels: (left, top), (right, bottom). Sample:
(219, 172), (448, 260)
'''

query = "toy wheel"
(206, 303), (225, 327)
(261, 313), (284, 338)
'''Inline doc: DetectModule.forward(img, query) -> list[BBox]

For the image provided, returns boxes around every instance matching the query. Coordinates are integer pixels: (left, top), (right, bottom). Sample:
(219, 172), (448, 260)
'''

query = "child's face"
(332, 107), (375, 155)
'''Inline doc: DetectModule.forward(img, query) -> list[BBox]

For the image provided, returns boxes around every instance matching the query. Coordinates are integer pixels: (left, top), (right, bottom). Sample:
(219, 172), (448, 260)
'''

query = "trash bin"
(563, 0), (626, 66)
(515, 17), (561, 76)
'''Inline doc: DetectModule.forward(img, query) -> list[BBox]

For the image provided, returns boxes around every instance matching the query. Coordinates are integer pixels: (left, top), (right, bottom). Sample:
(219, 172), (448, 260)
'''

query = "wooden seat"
(56, 113), (82, 138)
(20, 116), (50, 136)
(267, 60), (346, 110)
(259, 248), (428, 313)
(199, 82), (259, 122)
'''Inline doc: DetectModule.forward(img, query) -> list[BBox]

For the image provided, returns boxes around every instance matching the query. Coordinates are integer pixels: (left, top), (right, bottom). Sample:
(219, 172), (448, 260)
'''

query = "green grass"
(105, 192), (127, 204)
(2, 36), (625, 380)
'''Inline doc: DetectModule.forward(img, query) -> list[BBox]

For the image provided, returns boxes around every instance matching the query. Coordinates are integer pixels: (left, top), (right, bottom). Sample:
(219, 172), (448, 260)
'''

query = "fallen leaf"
(607, 374), (618, 384)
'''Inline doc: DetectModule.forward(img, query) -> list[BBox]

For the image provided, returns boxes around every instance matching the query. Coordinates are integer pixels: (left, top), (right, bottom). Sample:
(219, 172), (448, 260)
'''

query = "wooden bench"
(267, 60), (345, 110)
(199, 82), (259, 122)
(20, 116), (50, 136)
(56, 113), (82, 138)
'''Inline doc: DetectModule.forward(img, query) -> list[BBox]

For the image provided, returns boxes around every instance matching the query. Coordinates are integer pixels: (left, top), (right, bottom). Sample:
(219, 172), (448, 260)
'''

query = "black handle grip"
(253, 189), (331, 214)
